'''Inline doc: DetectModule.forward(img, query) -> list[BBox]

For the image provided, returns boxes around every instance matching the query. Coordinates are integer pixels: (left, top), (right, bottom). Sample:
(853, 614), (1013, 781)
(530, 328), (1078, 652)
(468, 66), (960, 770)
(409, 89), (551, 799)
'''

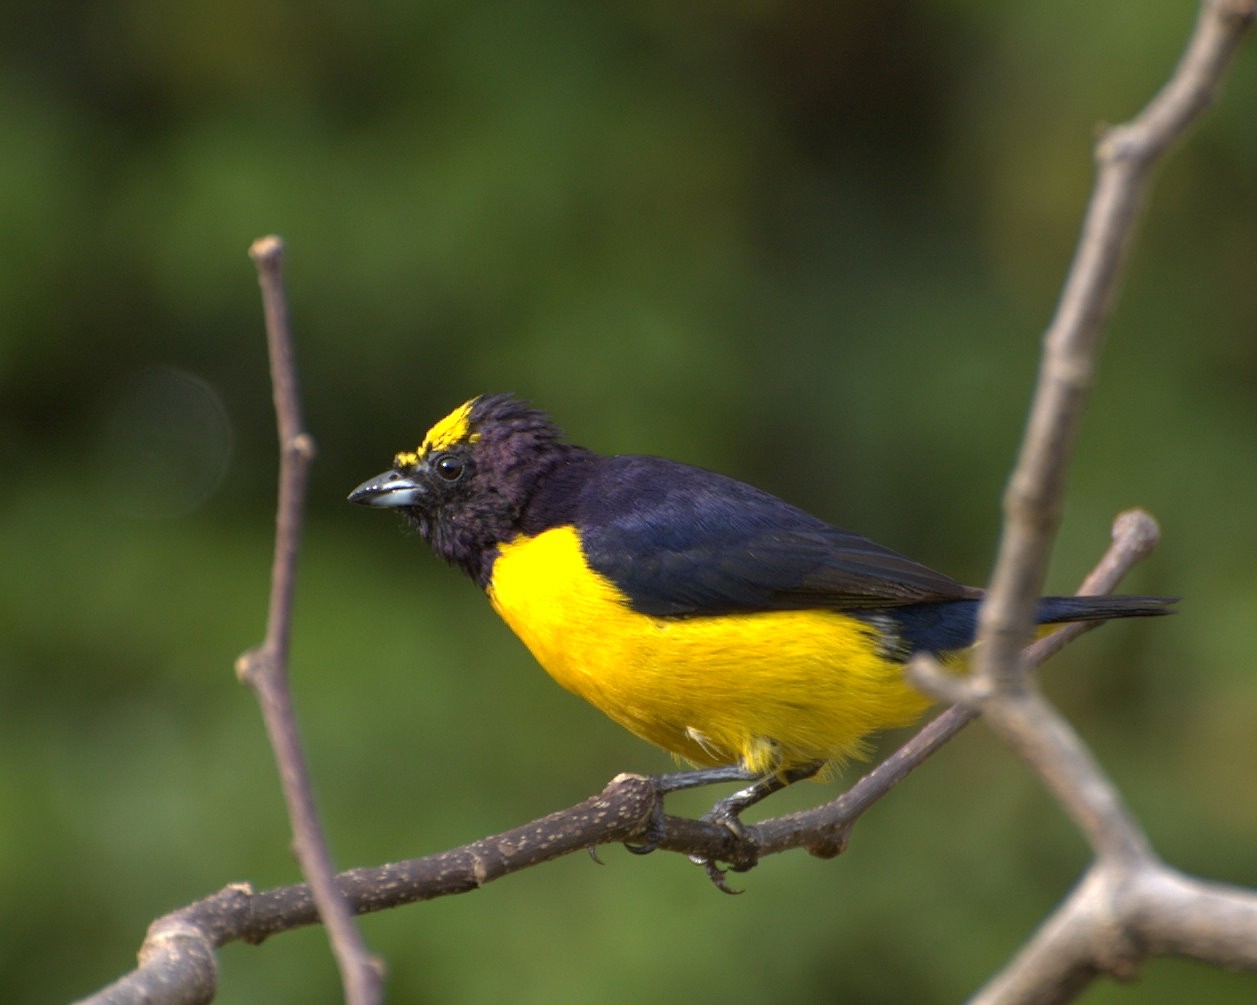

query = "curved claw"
(702, 858), (744, 895)
(688, 803), (760, 892)
(623, 762), (818, 885)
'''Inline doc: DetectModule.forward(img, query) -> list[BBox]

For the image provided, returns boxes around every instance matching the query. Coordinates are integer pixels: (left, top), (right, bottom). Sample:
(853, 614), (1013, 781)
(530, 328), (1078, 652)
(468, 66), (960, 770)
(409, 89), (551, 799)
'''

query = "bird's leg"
(693, 761), (825, 893)
(654, 764), (760, 795)
(701, 761), (825, 836)
(624, 765), (759, 855)
(626, 761), (824, 892)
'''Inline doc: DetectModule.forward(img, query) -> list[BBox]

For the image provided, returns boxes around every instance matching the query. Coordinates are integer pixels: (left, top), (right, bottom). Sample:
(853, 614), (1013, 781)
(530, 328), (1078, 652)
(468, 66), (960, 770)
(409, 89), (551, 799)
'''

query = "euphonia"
(349, 394), (1172, 828)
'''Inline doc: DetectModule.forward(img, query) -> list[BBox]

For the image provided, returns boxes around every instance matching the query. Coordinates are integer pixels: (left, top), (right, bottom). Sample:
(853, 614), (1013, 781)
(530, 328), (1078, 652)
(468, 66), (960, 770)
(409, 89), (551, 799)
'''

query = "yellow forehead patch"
(394, 398), (481, 469)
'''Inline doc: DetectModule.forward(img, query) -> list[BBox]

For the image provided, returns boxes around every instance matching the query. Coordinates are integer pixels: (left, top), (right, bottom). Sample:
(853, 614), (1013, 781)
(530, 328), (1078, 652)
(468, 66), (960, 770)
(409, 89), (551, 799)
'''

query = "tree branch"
(972, 0), (1252, 861)
(974, 0), (1256, 690)
(234, 237), (382, 1005)
(972, 863), (1257, 1005)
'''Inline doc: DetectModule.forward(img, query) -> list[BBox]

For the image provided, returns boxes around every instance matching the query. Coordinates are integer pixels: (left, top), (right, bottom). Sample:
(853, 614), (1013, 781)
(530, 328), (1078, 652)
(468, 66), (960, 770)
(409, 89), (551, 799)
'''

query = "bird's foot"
(687, 761), (825, 892)
(624, 765), (758, 855)
(624, 761), (823, 892)
(623, 794), (668, 855)
(686, 790), (765, 893)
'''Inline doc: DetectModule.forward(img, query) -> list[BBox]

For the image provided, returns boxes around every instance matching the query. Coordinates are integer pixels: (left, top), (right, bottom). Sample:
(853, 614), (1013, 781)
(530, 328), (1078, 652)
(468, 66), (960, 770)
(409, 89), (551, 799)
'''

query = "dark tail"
(1035, 595), (1177, 625)
(894, 595), (1175, 654)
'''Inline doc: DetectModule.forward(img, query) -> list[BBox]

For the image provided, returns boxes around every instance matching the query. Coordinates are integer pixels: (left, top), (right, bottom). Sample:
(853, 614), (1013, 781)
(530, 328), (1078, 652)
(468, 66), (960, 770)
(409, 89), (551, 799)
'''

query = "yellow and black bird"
(350, 394), (1172, 828)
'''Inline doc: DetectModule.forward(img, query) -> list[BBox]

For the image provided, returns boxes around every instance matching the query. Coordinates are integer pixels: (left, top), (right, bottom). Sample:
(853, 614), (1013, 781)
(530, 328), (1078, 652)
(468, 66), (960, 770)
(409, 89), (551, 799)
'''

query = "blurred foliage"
(2, 2), (1255, 1003)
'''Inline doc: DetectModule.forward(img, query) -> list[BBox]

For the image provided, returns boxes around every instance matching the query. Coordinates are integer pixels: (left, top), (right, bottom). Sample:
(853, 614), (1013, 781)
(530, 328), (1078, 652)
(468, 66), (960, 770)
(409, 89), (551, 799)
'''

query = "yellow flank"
(395, 397), (481, 467)
(487, 526), (935, 775)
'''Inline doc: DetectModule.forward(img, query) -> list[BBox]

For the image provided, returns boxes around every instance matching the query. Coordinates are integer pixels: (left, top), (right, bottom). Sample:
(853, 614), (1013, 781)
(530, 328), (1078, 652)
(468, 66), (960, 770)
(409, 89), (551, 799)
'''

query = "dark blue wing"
(570, 455), (980, 617)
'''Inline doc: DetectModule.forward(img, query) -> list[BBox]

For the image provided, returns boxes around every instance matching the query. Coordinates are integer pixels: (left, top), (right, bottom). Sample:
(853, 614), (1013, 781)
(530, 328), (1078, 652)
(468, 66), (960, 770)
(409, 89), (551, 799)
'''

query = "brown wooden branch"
(234, 237), (382, 1005)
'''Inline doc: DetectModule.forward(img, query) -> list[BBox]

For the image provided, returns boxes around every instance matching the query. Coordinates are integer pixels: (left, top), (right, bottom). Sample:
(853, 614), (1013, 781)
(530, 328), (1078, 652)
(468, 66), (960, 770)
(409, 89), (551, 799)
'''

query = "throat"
(422, 511), (502, 587)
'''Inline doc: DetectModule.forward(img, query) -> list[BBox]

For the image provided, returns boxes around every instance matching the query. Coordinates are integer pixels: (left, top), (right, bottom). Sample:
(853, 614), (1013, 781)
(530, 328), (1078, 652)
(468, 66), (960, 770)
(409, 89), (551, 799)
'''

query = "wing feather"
(572, 456), (979, 617)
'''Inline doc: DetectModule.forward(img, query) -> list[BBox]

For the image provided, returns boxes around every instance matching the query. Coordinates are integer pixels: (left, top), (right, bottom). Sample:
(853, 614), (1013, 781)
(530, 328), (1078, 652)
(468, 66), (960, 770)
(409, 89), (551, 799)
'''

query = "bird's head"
(349, 394), (574, 582)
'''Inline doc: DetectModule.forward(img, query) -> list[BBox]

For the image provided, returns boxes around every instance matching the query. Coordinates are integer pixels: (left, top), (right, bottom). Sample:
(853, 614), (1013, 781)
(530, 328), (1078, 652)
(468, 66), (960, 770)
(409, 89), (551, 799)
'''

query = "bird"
(349, 393), (1173, 841)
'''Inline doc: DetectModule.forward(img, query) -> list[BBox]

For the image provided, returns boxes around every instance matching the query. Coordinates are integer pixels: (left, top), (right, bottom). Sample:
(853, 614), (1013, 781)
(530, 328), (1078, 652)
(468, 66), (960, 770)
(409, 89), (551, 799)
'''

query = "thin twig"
(237, 236), (382, 1005)
(974, 0), (1256, 690)
(971, 0), (1252, 858)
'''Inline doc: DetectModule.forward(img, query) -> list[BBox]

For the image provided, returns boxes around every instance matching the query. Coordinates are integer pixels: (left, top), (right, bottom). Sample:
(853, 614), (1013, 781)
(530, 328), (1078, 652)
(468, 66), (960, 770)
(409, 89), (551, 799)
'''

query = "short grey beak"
(348, 470), (427, 508)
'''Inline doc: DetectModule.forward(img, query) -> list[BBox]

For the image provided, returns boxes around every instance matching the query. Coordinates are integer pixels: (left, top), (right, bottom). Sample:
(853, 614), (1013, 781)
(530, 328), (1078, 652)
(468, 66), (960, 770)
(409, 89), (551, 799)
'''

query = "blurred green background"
(3, 2), (1255, 1002)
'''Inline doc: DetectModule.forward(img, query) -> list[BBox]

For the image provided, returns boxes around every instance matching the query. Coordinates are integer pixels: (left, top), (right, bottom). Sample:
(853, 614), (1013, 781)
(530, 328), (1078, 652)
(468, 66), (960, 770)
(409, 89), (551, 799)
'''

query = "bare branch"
(236, 236), (382, 1005)
(1019, 509), (1164, 665)
(973, 0), (1252, 859)
(1133, 866), (1257, 966)
(973, 863), (1257, 1005)
(77, 781), (661, 1004)
(974, 0), (1256, 689)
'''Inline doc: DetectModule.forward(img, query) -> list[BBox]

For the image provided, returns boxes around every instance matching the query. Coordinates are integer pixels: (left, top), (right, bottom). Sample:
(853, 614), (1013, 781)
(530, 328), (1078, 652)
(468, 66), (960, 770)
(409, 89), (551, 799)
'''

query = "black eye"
(432, 453), (466, 482)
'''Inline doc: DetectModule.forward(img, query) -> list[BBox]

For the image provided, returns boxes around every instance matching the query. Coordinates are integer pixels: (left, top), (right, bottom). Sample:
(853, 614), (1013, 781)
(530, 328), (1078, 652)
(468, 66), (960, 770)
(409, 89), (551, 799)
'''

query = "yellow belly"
(486, 526), (934, 774)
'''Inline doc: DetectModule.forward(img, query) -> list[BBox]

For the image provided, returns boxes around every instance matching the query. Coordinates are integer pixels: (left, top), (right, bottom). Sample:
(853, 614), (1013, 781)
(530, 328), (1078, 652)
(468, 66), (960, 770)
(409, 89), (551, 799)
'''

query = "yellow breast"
(486, 526), (933, 774)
